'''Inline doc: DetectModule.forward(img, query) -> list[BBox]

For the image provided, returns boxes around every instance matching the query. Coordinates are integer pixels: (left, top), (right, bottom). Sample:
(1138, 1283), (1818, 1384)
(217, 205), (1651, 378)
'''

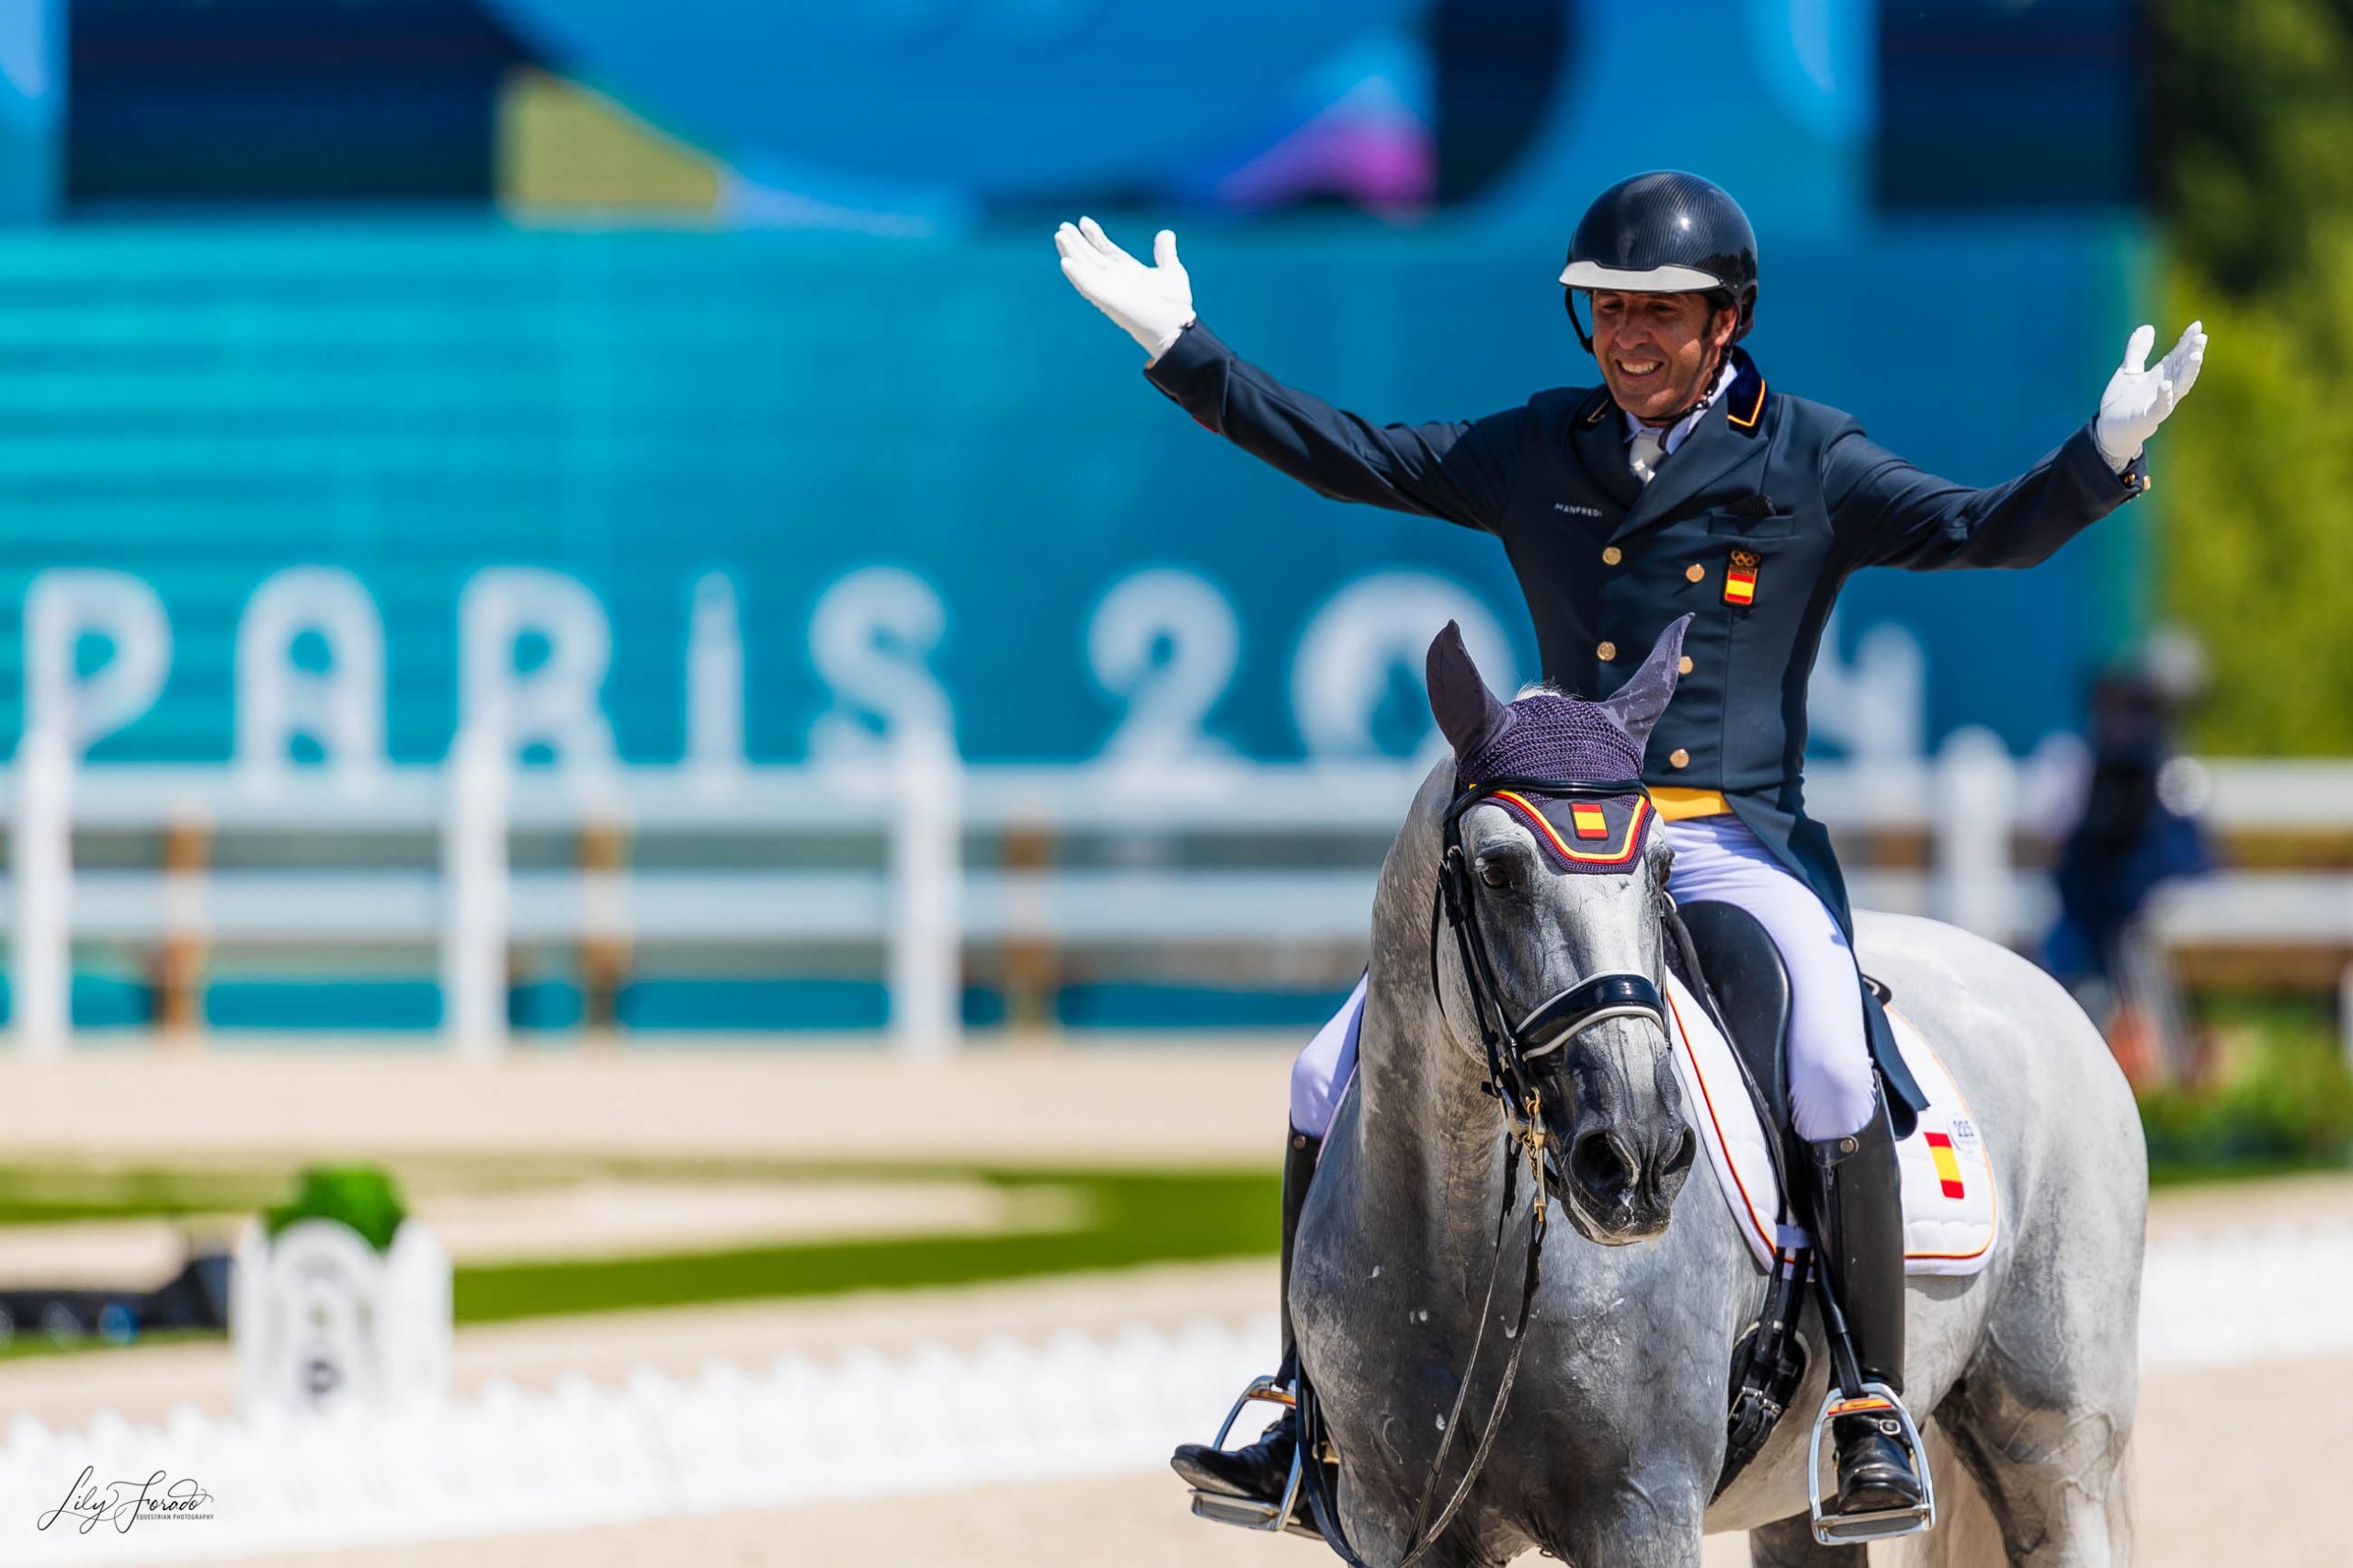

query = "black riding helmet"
(1559, 171), (1758, 353)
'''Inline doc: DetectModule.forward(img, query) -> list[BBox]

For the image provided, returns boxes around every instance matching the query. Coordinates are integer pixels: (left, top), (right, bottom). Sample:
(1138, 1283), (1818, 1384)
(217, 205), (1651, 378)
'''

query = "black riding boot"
(1171, 1123), (1321, 1502)
(1807, 1092), (1925, 1517)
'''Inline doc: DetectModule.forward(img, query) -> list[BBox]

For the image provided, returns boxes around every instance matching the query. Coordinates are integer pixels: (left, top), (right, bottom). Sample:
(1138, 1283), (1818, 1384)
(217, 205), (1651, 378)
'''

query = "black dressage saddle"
(1677, 899), (1795, 1133)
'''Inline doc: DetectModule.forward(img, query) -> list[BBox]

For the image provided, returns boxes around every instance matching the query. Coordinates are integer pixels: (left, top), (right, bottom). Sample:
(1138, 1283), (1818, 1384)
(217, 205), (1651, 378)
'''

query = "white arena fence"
(5, 723), (2352, 1053)
(0, 1224), (2343, 1563)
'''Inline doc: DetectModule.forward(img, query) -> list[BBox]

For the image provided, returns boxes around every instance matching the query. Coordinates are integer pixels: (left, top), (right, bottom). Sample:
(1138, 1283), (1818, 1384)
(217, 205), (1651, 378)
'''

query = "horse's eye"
(1478, 857), (1512, 889)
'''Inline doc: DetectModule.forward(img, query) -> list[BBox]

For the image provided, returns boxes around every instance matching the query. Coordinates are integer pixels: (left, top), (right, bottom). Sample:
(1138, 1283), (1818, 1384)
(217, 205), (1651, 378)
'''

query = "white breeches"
(1289, 813), (1876, 1144)
(1290, 971), (1368, 1141)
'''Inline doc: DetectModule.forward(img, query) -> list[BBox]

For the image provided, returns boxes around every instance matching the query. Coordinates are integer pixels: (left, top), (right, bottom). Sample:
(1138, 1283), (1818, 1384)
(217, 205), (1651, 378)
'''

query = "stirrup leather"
(1804, 1383), (1935, 1546)
(1186, 1374), (1320, 1540)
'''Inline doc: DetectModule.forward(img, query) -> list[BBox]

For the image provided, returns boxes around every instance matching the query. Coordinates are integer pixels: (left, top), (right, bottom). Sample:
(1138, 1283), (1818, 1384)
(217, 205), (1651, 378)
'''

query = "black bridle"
(1302, 773), (1672, 1567)
(1431, 774), (1670, 1124)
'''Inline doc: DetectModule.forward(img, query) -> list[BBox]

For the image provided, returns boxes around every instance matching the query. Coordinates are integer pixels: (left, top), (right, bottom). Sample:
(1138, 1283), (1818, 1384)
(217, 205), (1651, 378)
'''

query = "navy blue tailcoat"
(1145, 324), (2145, 937)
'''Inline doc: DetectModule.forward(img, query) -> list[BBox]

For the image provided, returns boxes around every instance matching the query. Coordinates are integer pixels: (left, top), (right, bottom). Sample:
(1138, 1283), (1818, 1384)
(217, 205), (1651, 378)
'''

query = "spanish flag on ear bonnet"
(1453, 693), (1654, 874)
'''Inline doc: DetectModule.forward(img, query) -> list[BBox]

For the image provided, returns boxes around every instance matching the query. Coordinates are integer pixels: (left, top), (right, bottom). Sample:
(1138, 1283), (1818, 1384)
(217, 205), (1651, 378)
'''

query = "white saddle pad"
(1664, 973), (1997, 1278)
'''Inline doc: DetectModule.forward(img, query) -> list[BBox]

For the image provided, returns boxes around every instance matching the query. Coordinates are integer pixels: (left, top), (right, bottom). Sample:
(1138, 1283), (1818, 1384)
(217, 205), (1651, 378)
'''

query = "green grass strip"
(449, 1168), (1280, 1324)
(0, 1164), (284, 1225)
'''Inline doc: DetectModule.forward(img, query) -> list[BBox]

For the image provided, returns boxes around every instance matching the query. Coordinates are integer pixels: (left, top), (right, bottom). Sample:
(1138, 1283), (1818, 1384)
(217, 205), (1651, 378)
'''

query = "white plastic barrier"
(0, 1314), (1274, 1564)
(2136, 1221), (2353, 1368)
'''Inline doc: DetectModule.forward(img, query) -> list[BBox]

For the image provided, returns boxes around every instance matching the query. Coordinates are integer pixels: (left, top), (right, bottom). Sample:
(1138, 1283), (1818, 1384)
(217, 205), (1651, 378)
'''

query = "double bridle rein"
(1300, 772), (1674, 1568)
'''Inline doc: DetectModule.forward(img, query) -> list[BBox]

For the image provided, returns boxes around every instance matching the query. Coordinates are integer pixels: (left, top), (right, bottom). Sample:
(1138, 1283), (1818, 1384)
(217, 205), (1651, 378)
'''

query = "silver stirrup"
(1187, 1374), (1319, 1540)
(1805, 1382), (1936, 1546)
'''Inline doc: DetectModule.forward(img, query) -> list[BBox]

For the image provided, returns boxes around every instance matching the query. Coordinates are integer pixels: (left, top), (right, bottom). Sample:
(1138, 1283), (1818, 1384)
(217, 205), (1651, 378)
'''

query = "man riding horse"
(1054, 172), (2202, 1528)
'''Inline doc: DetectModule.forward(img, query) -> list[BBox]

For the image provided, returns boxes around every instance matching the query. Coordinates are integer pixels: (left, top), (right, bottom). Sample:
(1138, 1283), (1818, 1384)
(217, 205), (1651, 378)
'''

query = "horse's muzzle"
(1557, 1114), (1698, 1243)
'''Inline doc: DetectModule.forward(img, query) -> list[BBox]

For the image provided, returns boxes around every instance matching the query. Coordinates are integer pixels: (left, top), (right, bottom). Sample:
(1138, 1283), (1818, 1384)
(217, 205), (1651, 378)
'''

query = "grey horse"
(1291, 624), (2146, 1568)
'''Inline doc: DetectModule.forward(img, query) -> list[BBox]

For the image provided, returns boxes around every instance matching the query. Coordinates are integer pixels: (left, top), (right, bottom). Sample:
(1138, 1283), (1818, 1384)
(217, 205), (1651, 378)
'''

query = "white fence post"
(10, 728), (71, 1058)
(889, 722), (961, 1056)
(1933, 726), (2019, 942)
(441, 728), (509, 1057)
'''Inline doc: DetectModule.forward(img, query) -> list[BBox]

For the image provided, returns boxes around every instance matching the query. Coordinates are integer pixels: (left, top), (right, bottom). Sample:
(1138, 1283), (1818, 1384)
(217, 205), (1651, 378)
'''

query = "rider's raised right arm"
(1143, 322), (1522, 533)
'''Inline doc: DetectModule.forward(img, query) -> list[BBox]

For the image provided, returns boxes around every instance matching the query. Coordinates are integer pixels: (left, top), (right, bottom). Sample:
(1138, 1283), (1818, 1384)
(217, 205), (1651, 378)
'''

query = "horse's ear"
(1427, 620), (1510, 763)
(1597, 614), (1692, 748)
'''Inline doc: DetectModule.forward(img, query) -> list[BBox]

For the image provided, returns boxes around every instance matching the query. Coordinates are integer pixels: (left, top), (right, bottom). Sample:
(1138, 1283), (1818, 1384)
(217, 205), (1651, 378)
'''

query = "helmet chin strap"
(1643, 357), (1724, 428)
(1669, 342), (1735, 422)
(1563, 290), (1595, 353)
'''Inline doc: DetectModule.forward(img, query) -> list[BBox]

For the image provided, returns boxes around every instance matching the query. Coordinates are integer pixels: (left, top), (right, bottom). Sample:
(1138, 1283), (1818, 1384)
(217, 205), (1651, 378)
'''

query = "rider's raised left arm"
(1824, 320), (2203, 574)
(1819, 419), (2140, 574)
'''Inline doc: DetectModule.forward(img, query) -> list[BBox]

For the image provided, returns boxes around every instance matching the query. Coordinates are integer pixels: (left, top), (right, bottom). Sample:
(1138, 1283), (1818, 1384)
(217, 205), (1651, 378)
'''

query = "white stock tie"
(1629, 426), (1665, 486)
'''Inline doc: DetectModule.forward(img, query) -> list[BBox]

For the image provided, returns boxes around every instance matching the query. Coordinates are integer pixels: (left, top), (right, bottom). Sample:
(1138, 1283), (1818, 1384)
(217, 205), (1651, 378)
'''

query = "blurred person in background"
(1056, 170), (2204, 1524)
(2042, 630), (2216, 1086)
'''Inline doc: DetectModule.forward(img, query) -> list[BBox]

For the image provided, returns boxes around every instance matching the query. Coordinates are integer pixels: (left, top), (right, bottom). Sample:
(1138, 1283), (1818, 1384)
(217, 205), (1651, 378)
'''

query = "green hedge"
(2139, 996), (2353, 1181)
(2155, 0), (2353, 754)
(264, 1164), (407, 1253)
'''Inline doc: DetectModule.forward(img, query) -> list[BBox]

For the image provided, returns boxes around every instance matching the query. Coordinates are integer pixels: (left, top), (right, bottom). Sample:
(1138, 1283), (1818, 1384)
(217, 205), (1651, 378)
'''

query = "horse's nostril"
(1569, 1130), (1640, 1200)
(1661, 1126), (1699, 1180)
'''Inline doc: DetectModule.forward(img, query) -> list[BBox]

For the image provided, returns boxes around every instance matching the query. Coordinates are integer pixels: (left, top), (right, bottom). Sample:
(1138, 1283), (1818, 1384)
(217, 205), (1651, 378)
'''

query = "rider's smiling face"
(1589, 290), (1738, 426)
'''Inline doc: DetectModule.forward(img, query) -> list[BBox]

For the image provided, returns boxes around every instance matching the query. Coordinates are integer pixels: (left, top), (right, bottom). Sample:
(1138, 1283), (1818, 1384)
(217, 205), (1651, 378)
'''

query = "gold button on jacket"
(1668, 748), (1690, 768)
(1678, 655), (1694, 675)
(1601, 546), (1622, 565)
(1597, 641), (1617, 661)
(1685, 562), (1705, 583)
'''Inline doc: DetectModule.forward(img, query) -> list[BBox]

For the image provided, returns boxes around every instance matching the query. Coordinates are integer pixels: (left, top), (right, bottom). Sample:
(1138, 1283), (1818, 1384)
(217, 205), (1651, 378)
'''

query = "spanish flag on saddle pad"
(1664, 986), (1999, 1278)
(1924, 1131), (1966, 1199)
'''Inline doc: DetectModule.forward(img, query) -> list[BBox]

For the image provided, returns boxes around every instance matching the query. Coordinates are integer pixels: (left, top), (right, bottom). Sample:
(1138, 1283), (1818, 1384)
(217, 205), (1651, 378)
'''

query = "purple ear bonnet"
(1455, 694), (1654, 873)
(1425, 615), (1686, 873)
(1453, 694), (1643, 788)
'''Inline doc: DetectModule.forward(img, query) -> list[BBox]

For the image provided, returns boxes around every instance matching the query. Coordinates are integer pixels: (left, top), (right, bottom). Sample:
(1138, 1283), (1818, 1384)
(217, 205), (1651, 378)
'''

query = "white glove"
(1054, 217), (1196, 362)
(2094, 320), (2207, 472)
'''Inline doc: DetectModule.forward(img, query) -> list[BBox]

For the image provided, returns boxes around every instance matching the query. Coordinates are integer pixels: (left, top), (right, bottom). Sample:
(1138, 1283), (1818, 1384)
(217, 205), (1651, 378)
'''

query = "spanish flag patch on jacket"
(1724, 549), (1759, 607)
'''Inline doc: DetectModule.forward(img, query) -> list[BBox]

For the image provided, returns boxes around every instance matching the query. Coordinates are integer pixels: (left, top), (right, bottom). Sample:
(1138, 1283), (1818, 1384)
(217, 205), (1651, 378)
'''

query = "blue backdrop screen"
(0, 222), (2142, 768)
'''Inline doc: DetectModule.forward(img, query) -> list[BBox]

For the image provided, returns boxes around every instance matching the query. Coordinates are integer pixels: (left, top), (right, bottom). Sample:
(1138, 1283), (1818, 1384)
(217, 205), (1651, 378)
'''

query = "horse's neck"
(1344, 777), (1527, 1256)
(1350, 980), (1518, 1266)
